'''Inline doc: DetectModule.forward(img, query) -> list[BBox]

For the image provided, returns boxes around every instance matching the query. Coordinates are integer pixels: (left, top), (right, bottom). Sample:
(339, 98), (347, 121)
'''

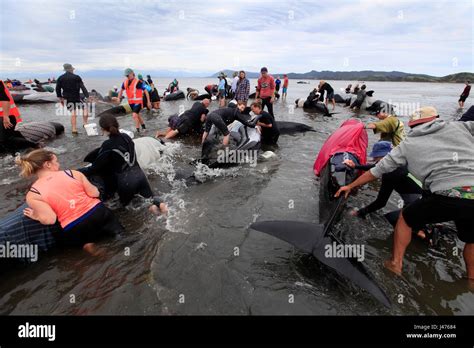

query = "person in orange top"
(0, 80), (37, 152)
(117, 68), (151, 133)
(16, 149), (124, 254)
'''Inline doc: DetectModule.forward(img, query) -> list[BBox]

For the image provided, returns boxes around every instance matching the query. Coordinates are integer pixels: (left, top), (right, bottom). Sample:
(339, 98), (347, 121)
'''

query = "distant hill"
(211, 70), (474, 83)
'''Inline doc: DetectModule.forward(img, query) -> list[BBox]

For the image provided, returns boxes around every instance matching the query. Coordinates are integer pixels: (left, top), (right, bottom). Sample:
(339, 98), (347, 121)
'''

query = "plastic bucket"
(84, 123), (99, 136)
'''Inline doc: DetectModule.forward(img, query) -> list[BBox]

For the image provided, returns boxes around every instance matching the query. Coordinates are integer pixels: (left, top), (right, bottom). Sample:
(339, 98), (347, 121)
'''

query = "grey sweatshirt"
(371, 120), (474, 192)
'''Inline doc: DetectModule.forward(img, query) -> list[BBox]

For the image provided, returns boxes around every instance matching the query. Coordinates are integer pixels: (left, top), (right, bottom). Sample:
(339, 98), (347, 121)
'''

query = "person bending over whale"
(16, 149), (124, 255)
(202, 101), (258, 146)
(251, 101), (280, 145)
(156, 99), (210, 139)
(344, 141), (437, 245)
(336, 106), (474, 278)
(79, 115), (167, 215)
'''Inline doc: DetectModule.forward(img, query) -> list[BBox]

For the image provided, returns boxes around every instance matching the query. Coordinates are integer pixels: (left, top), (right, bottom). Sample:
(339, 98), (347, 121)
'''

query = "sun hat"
(408, 106), (439, 127)
(124, 68), (134, 76)
(63, 63), (74, 71)
(369, 141), (392, 158)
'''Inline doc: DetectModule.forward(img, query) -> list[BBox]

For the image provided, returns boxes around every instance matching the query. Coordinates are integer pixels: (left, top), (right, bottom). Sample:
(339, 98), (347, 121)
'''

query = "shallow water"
(0, 78), (472, 315)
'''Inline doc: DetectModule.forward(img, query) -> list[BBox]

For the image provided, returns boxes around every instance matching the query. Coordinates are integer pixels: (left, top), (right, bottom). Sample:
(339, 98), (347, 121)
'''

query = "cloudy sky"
(0, 0), (472, 76)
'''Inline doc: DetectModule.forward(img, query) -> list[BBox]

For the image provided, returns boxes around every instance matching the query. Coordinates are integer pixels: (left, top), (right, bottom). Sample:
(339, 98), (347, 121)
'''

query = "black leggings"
(260, 97), (274, 117)
(56, 203), (124, 247)
(207, 113), (230, 136)
(0, 116), (36, 152)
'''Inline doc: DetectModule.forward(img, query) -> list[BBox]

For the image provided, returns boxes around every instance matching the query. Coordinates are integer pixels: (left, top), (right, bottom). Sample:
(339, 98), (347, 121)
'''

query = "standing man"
(118, 68), (151, 133)
(56, 63), (89, 135)
(275, 76), (281, 94)
(459, 81), (471, 108)
(255, 67), (276, 117)
(235, 70), (250, 105)
(366, 106), (406, 147)
(218, 73), (227, 107)
(282, 74), (289, 99)
(319, 80), (336, 111)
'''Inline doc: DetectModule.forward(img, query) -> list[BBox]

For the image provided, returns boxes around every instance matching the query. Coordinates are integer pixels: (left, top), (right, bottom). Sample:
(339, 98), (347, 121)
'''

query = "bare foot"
(149, 203), (168, 215)
(383, 259), (402, 276)
(349, 209), (359, 217)
(83, 243), (106, 257)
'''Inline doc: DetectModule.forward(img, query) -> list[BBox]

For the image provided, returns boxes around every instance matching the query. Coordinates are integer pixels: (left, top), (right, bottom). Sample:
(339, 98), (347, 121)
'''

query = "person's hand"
(343, 159), (355, 168)
(147, 102), (152, 110)
(270, 96), (275, 103)
(3, 117), (13, 129)
(256, 125), (262, 134)
(23, 207), (39, 221)
(335, 185), (352, 199)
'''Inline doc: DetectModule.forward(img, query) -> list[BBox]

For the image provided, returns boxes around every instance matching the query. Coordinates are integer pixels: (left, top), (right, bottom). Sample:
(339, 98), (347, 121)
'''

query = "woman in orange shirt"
(16, 149), (124, 253)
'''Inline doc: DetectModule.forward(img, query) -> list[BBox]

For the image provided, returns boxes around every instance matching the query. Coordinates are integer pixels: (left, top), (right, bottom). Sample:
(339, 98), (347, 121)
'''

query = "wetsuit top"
(319, 82), (334, 94)
(81, 133), (138, 176)
(258, 110), (280, 139)
(181, 102), (209, 131)
(30, 170), (101, 229)
(354, 163), (422, 217)
(56, 71), (89, 101)
(205, 107), (256, 133)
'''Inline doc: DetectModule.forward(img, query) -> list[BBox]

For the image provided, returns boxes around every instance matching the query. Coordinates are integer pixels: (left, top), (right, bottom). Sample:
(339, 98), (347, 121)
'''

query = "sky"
(0, 0), (472, 76)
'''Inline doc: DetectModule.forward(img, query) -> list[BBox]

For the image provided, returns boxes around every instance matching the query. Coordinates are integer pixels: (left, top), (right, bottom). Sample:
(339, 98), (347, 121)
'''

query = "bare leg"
(164, 129), (179, 139)
(82, 105), (89, 126)
(384, 212), (412, 275)
(463, 243), (474, 279)
(132, 113), (140, 129)
(156, 127), (172, 137)
(71, 109), (77, 133)
(332, 98), (336, 110)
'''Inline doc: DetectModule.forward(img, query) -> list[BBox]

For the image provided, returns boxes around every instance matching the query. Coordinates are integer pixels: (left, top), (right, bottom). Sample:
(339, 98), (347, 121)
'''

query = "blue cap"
(369, 141), (392, 158)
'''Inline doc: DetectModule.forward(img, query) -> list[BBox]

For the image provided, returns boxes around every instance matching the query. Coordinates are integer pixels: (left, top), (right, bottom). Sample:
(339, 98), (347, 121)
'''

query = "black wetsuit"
(177, 102), (209, 134)
(258, 110), (280, 144)
(0, 81), (36, 152)
(355, 163), (422, 223)
(204, 107), (256, 136)
(80, 133), (161, 206)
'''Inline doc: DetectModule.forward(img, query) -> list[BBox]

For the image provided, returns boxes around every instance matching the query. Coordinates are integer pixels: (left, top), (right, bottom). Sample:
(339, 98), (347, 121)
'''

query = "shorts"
(150, 89), (160, 102)
(129, 104), (142, 113)
(326, 91), (335, 100)
(58, 203), (124, 247)
(459, 95), (468, 102)
(66, 100), (85, 111)
(402, 192), (474, 243)
(207, 113), (229, 136)
(282, 87), (287, 93)
(218, 89), (226, 99)
(176, 118), (192, 135)
(168, 114), (180, 129)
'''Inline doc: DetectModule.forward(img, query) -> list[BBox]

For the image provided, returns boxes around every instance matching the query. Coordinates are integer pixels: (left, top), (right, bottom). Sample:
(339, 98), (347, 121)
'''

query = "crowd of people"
(1, 63), (473, 281)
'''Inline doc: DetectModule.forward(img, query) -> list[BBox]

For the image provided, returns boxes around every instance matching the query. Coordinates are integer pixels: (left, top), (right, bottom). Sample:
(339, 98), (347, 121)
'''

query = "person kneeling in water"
(202, 101), (257, 146)
(251, 101), (280, 145)
(156, 99), (210, 140)
(79, 114), (167, 215)
(16, 149), (124, 254)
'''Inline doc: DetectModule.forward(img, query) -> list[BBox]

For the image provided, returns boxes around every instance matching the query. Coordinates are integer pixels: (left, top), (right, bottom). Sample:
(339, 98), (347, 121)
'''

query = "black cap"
(260, 67), (268, 72)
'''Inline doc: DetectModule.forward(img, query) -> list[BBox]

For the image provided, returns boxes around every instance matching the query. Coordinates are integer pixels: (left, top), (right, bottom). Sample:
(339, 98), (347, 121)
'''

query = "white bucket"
(119, 129), (134, 139)
(84, 123), (99, 136)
